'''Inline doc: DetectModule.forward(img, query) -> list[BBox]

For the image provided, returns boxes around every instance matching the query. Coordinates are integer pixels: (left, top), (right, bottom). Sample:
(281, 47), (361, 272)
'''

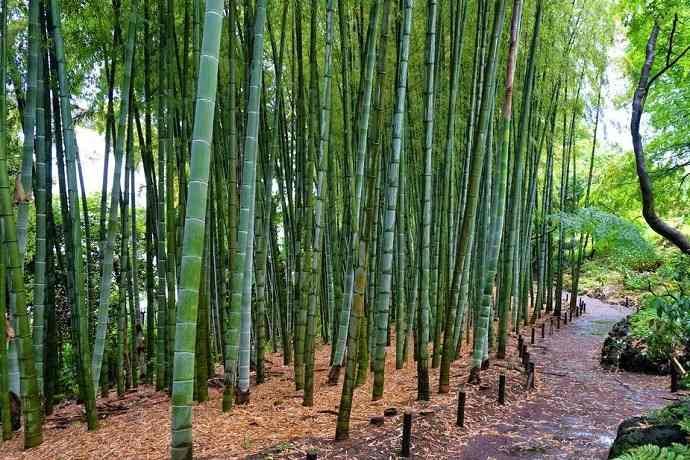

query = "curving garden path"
(453, 296), (671, 459)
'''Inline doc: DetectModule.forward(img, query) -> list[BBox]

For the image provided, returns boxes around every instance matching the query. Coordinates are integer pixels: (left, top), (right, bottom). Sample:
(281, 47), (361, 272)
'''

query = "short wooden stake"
(527, 362), (535, 389)
(456, 391), (466, 427)
(671, 366), (680, 393)
(498, 374), (506, 405)
(523, 351), (530, 369)
(541, 322), (545, 339)
(556, 316), (561, 329)
(531, 327), (535, 345)
(518, 335), (523, 357)
(401, 411), (412, 457)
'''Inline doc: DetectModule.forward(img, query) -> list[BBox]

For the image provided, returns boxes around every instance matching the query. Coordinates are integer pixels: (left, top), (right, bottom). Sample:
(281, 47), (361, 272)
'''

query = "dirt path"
(273, 297), (672, 459)
(454, 296), (670, 459)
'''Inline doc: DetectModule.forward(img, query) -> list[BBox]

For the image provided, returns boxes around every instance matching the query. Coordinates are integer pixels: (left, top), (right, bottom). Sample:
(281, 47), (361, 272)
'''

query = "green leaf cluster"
(615, 443), (690, 460)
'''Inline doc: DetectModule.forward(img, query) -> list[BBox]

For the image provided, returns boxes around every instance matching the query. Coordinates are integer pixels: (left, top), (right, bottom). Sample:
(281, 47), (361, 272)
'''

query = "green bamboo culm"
(437, 0), (468, 394)
(6, 0), (40, 409)
(372, 0), (412, 401)
(227, 0), (267, 405)
(156, 0), (170, 391)
(0, 0), (12, 441)
(48, 0), (99, 430)
(169, 0), (224, 457)
(0, 221), (10, 441)
(496, 0), (542, 358)
(16, 0), (39, 258)
(221, 0), (240, 411)
(446, 0), (506, 384)
(0, 17), (43, 453)
(91, 0), (140, 390)
(0, 0), (12, 437)
(238, 0), (268, 402)
(303, 0), (335, 407)
(470, 0), (524, 383)
(33, 10), (48, 396)
(334, 0), (382, 439)
(330, 0), (380, 379)
(417, 0), (440, 402)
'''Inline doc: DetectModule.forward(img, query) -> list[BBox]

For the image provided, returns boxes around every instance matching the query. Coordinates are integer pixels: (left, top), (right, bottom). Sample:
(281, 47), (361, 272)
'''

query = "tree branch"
(631, 23), (690, 254)
(648, 41), (690, 88)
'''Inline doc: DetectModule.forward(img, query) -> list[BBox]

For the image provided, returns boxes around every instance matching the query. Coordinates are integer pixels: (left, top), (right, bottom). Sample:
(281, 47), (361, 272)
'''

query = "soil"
(0, 319), (534, 459)
(263, 297), (674, 459)
(1, 297), (675, 459)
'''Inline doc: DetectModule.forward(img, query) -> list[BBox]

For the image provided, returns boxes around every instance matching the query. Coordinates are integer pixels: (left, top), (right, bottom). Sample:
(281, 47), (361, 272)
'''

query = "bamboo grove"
(0, 0), (614, 457)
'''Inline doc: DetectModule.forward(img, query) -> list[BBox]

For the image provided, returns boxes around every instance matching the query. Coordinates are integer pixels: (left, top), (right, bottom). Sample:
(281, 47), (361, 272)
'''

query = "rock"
(608, 401), (690, 458)
(610, 317), (630, 338)
(383, 407), (398, 417)
(419, 409), (434, 417)
(600, 317), (671, 375)
(369, 416), (385, 426)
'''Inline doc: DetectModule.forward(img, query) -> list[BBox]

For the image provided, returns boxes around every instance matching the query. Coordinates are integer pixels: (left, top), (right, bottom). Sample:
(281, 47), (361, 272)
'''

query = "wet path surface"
(454, 297), (670, 459)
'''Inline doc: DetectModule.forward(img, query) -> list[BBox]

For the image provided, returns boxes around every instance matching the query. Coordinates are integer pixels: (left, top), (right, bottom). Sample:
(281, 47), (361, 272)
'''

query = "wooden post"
(556, 316), (561, 329)
(527, 362), (535, 389)
(671, 365), (680, 393)
(531, 327), (535, 345)
(518, 335), (523, 357)
(549, 318), (553, 335)
(456, 391), (466, 427)
(523, 351), (530, 369)
(498, 374), (506, 405)
(541, 322), (545, 339)
(401, 411), (412, 457)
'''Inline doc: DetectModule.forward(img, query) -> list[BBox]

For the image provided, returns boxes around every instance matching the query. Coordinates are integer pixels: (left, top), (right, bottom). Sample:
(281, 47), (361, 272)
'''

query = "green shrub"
(627, 280), (690, 364)
(615, 443), (690, 459)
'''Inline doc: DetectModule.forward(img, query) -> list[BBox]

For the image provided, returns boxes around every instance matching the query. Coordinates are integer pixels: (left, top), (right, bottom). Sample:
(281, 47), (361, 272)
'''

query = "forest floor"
(1, 297), (675, 459)
(268, 297), (674, 459)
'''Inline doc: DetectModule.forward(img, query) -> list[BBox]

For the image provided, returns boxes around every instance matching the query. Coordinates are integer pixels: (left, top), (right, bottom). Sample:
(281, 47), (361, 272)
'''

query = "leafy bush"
(650, 402), (690, 427)
(630, 296), (690, 362)
(615, 443), (690, 459)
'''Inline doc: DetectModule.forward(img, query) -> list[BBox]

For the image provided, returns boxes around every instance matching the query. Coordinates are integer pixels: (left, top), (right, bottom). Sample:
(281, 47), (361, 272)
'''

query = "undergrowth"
(615, 443), (690, 460)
